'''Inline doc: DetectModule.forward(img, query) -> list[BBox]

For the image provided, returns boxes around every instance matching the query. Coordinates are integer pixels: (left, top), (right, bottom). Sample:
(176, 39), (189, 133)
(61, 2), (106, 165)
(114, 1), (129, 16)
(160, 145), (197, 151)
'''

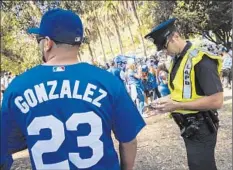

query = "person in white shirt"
(221, 49), (232, 89)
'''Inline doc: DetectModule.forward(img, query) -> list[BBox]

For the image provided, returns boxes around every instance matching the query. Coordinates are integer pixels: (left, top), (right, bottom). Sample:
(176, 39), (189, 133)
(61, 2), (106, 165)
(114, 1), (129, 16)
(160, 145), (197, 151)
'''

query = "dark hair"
(110, 60), (115, 66)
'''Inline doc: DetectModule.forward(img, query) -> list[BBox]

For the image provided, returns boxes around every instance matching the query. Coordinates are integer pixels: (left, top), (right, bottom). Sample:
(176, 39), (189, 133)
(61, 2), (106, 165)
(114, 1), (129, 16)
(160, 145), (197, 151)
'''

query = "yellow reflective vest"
(168, 45), (222, 114)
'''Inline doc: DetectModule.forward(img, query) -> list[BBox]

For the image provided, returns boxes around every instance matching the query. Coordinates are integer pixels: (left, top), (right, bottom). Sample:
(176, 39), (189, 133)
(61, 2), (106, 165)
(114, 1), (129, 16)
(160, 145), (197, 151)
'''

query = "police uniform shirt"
(170, 41), (223, 96)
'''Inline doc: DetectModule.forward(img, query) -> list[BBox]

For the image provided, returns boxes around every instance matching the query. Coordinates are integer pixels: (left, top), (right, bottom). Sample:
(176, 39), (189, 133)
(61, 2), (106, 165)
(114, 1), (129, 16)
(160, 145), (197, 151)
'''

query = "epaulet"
(189, 48), (199, 58)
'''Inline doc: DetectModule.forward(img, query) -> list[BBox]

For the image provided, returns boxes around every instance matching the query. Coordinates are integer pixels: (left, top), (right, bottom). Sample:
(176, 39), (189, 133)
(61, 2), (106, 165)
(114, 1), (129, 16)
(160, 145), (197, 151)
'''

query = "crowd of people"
(103, 53), (171, 117)
(95, 42), (232, 118)
(220, 47), (232, 89)
(200, 42), (232, 89)
(0, 72), (16, 104)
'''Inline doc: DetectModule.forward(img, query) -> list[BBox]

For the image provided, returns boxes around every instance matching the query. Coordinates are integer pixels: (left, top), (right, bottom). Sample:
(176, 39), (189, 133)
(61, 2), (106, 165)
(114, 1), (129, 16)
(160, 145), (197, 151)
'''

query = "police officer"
(145, 18), (223, 170)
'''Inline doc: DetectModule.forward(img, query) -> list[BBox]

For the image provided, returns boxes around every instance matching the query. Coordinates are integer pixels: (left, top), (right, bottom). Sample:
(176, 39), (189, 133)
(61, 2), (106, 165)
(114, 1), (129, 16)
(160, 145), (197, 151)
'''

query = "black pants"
(182, 120), (218, 170)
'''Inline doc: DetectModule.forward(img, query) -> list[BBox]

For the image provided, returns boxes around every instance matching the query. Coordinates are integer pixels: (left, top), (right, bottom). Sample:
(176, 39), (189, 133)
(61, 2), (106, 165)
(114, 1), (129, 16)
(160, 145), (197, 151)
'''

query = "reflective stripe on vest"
(183, 48), (199, 99)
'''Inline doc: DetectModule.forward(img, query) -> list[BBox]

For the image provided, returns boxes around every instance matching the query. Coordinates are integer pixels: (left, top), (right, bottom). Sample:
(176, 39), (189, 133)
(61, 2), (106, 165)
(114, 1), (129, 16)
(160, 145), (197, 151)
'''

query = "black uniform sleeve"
(194, 55), (223, 96)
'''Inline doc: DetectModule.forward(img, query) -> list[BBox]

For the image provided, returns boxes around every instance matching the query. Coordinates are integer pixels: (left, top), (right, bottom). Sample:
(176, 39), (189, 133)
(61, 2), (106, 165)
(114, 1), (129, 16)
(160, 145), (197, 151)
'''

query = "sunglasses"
(163, 38), (171, 49)
(36, 36), (45, 44)
(163, 32), (175, 49)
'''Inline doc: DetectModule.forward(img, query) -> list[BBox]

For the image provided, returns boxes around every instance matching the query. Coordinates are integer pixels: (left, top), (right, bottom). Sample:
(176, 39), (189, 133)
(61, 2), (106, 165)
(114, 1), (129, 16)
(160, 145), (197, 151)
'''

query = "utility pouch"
(172, 113), (202, 138)
(202, 111), (219, 133)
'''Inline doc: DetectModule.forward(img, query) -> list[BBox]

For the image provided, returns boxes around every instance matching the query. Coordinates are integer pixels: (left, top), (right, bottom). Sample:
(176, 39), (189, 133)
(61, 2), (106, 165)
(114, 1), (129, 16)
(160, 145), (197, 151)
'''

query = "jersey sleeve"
(1, 91), (27, 170)
(194, 55), (223, 95)
(112, 81), (146, 143)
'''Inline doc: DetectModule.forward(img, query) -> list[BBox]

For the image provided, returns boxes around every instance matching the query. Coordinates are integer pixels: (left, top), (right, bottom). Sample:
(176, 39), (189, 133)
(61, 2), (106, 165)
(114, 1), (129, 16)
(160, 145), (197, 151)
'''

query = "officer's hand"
(151, 97), (179, 113)
(150, 95), (170, 106)
(146, 109), (165, 117)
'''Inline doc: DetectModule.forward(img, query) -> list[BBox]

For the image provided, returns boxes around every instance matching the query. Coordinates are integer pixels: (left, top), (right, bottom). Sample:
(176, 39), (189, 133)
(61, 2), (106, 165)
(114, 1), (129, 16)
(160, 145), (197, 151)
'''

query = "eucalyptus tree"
(103, 1), (124, 55)
(83, 1), (107, 62)
(122, 0), (147, 56)
(118, 1), (136, 52)
(1, 1), (42, 74)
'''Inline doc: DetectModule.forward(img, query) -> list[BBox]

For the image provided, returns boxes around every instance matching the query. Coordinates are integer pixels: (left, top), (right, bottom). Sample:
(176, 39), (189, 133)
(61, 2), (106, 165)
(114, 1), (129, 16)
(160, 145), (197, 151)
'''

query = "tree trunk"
(130, 0), (147, 56)
(92, 7), (107, 62)
(215, 34), (222, 44)
(112, 17), (123, 55)
(203, 31), (218, 44)
(87, 43), (94, 63)
(130, 1), (141, 26)
(139, 32), (147, 56)
(85, 28), (95, 62)
(127, 22), (136, 52)
(106, 31), (115, 57)
(184, 33), (189, 39)
(101, 22), (115, 58)
(92, 46), (97, 59)
(226, 31), (231, 49)
(96, 25), (107, 62)
(77, 50), (82, 61)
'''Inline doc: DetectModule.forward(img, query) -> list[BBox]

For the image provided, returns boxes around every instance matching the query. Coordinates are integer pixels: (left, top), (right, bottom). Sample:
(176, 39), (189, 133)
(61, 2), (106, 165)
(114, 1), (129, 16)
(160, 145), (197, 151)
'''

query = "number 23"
(27, 111), (103, 169)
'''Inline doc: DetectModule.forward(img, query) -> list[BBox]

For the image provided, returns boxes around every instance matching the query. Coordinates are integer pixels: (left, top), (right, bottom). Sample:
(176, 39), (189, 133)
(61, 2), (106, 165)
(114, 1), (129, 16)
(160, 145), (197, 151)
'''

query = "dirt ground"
(11, 88), (232, 170)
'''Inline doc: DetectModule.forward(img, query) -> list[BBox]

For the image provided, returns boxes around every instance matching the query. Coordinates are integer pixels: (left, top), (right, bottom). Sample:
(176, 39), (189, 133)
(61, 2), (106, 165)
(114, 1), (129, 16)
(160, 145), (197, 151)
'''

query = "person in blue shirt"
(1, 8), (145, 170)
(126, 63), (145, 117)
(107, 59), (127, 91)
(146, 58), (161, 99)
(141, 65), (160, 103)
(107, 60), (123, 81)
(157, 63), (170, 97)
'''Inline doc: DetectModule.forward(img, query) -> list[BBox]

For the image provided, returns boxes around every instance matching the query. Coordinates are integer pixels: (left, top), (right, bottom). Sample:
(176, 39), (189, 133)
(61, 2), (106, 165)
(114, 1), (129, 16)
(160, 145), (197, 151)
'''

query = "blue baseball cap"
(114, 55), (127, 64)
(27, 8), (83, 45)
(145, 18), (177, 51)
(141, 65), (149, 73)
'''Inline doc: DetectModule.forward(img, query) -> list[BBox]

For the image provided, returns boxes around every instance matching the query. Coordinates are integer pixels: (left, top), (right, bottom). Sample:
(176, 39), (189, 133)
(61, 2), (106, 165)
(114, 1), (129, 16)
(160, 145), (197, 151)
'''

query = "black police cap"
(145, 18), (177, 51)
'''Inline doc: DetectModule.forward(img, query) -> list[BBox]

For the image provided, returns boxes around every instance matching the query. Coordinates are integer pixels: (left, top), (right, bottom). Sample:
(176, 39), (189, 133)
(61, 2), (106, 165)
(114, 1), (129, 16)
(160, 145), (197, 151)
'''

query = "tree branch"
(214, 30), (224, 43)
(203, 31), (218, 44)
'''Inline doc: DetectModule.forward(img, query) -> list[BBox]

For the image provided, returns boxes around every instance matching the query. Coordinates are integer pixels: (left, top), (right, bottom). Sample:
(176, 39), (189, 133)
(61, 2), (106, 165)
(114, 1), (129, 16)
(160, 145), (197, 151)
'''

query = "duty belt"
(171, 111), (219, 133)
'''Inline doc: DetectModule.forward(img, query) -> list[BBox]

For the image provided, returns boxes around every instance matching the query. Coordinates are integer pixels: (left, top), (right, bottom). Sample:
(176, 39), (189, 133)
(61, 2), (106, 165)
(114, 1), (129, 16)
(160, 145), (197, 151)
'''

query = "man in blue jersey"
(1, 8), (145, 170)
(107, 59), (123, 81)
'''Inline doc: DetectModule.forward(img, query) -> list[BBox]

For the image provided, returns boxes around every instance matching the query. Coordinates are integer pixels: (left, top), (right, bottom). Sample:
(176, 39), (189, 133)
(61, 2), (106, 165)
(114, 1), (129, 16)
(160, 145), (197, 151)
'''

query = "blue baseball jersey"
(142, 73), (158, 91)
(107, 67), (122, 81)
(1, 63), (145, 170)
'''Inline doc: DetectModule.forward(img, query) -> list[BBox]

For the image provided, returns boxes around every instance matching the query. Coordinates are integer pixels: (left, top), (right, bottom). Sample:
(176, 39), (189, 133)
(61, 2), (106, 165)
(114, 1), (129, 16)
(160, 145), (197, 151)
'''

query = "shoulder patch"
(189, 48), (199, 58)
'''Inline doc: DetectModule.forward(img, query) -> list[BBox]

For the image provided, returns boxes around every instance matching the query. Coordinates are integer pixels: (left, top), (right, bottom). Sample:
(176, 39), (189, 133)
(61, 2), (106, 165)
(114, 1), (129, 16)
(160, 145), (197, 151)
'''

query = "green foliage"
(1, 0), (232, 73)
(1, 2), (42, 74)
(151, 1), (232, 47)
